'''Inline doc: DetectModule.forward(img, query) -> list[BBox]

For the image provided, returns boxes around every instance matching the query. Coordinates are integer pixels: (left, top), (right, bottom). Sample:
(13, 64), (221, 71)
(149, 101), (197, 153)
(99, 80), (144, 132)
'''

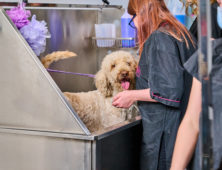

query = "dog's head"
(95, 51), (137, 97)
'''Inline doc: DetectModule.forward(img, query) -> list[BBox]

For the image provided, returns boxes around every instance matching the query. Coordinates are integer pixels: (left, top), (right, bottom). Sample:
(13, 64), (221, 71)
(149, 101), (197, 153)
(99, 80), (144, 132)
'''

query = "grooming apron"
(136, 30), (196, 170)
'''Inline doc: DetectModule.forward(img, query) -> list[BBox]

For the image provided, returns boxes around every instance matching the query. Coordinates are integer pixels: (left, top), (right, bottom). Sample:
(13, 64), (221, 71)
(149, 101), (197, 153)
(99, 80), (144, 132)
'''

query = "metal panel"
(0, 115), (141, 139)
(0, 131), (91, 170)
(0, 8), (89, 135)
(26, 8), (98, 93)
(27, 0), (123, 6)
(0, 118), (142, 170)
(28, 0), (105, 5)
(27, 7), (137, 92)
(198, 0), (213, 169)
(0, 0), (18, 2)
(92, 122), (142, 170)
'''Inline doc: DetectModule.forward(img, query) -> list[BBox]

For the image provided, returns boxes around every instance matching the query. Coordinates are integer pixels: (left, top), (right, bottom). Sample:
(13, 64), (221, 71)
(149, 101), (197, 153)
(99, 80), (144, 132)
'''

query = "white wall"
(109, 0), (129, 8)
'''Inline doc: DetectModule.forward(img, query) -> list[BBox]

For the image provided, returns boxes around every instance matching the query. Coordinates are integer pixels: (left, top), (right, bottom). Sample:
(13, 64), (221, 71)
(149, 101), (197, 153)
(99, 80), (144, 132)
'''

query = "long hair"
(128, 0), (195, 54)
(180, 0), (217, 16)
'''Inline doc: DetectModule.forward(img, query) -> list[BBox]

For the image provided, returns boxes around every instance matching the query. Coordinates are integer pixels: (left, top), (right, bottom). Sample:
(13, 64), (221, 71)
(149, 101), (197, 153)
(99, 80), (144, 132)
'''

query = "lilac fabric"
(6, 3), (31, 29)
(20, 15), (48, 56)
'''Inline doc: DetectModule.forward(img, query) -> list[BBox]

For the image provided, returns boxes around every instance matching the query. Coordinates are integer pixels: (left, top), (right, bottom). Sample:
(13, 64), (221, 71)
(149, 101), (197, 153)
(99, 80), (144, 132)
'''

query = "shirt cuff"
(150, 90), (181, 108)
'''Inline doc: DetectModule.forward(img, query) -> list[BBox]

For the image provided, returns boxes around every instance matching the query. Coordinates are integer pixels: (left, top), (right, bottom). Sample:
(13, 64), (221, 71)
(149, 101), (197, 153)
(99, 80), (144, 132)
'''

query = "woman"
(182, 0), (222, 39)
(170, 1), (222, 170)
(171, 38), (222, 170)
(112, 0), (196, 169)
(217, 0), (222, 28)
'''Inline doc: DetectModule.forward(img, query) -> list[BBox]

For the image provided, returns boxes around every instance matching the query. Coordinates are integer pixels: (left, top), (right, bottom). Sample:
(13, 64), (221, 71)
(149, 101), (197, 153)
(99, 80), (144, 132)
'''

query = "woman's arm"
(112, 89), (156, 108)
(170, 77), (202, 170)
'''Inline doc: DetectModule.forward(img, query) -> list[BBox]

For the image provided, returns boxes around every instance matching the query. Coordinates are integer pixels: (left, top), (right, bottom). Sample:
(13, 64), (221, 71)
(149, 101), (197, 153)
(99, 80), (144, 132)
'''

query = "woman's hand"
(112, 90), (136, 109)
(112, 89), (156, 108)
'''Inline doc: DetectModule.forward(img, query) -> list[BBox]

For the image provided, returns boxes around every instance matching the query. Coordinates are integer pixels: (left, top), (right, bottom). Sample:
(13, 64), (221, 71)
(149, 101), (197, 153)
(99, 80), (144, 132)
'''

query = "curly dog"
(42, 50), (138, 132)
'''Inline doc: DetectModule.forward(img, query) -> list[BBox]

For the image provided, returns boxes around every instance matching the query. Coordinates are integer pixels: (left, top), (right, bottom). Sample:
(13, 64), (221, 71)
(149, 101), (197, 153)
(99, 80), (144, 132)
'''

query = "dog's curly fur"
(41, 51), (77, 68)
(64, 51), (138, 132)
(42, 50), (138, 132)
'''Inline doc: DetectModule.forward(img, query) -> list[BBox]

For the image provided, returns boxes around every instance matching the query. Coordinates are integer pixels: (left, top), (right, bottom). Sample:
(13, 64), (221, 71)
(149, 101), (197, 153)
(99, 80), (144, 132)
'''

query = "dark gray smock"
(136, 29), (196, 170)
(184, 38), (222, 170)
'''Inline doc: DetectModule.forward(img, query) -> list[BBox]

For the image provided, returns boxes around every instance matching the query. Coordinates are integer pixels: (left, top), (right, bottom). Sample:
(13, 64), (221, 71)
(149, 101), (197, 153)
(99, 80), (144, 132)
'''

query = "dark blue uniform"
(136, 28), (196, 170)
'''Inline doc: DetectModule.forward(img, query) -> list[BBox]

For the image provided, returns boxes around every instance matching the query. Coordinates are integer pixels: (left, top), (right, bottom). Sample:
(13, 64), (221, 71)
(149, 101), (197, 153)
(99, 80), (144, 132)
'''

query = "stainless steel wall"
(0, 132), (92, 170)
(0, 8), (89, 134)
(29, 7), (137, 93)
(30, 8), (98, 92)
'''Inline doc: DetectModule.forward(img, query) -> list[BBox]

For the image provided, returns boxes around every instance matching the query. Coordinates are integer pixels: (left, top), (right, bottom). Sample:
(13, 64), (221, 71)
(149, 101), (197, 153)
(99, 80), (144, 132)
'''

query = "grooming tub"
(0, 6), (142, 170)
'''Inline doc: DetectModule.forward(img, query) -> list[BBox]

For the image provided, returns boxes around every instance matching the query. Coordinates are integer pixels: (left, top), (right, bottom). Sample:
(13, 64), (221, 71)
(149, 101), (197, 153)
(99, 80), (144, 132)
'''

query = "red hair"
(128, 0), (195, 54)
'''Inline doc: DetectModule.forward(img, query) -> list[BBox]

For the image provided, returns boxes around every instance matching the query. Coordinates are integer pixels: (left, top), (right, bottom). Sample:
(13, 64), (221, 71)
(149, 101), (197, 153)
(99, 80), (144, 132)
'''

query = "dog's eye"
(111, 64), (116, 69)
(127, 62), (131, 66)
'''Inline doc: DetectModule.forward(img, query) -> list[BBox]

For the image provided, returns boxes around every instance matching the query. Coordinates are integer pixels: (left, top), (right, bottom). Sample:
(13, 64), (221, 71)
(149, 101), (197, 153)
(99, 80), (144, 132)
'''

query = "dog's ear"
(95, 70), (113, 97)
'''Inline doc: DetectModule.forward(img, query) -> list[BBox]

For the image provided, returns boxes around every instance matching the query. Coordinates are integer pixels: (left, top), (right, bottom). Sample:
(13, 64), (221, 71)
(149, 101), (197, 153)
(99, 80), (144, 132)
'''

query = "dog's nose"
(121, 71), (128, 77)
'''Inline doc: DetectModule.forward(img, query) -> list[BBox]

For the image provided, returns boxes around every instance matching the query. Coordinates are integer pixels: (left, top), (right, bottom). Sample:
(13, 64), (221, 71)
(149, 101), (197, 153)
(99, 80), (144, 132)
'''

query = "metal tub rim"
(0, 116), (141, 141)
